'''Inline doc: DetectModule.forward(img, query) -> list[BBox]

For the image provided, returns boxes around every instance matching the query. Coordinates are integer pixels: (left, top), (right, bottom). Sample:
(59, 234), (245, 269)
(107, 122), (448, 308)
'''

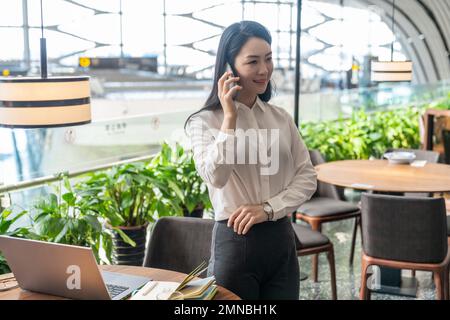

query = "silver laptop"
(0, 235), (150, 300)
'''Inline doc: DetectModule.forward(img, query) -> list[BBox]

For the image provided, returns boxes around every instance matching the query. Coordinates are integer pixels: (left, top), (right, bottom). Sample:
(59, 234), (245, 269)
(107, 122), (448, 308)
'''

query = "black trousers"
(207, 216), (300, 300)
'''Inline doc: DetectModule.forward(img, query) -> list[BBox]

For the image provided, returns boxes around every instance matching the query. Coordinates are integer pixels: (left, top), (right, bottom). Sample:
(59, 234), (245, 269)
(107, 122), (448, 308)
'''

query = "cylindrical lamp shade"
(0, 76), (91, 128)
(371, 61), (413, 82)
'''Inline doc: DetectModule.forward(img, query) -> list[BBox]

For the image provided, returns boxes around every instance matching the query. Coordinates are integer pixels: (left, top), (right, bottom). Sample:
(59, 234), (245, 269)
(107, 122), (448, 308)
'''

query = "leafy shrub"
(300, 106), (423, 161)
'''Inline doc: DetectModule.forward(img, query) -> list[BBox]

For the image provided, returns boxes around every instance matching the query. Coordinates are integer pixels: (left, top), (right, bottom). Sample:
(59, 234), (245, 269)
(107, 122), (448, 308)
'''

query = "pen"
(142, 281), (158, 296)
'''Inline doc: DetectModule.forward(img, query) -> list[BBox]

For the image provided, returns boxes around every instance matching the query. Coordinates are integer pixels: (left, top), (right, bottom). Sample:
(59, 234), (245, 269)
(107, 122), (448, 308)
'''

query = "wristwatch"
(263, 202), (274, 221)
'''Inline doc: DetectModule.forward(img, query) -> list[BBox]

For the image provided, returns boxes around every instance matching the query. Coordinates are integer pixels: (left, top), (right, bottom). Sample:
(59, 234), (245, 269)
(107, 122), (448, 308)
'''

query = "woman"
(185, 21), (317, 300)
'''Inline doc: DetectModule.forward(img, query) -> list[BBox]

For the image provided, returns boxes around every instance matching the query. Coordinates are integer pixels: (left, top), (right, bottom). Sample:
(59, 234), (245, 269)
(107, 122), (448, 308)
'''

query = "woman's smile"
(253, 79), (268, 85)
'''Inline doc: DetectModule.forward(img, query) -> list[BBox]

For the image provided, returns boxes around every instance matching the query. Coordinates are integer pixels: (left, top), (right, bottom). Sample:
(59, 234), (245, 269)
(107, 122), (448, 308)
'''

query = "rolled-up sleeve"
(187, 115), (236, 189)
(266, 116), (317, 221)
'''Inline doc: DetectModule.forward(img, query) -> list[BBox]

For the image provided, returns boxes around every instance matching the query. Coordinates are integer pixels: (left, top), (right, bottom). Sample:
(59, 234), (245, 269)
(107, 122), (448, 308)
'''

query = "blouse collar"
(235, 96), (266, 113)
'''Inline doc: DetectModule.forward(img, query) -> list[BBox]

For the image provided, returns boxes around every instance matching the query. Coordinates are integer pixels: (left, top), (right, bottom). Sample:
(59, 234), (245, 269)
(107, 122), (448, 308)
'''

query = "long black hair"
(184, 20), (273, 130)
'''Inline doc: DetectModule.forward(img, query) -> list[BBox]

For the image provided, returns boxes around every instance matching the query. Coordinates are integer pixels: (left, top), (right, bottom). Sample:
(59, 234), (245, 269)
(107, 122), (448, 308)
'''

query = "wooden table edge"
(0, 265), (241, 300)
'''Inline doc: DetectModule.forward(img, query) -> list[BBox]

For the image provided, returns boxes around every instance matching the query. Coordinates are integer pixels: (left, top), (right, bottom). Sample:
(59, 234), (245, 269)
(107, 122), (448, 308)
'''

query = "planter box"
(110, 224), (148, 266)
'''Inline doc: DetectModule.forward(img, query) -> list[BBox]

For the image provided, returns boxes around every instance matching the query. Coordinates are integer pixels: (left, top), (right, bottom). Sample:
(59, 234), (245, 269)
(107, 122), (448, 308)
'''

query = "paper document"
(410, 160), (427, 167)
(130, 280), (179, 300)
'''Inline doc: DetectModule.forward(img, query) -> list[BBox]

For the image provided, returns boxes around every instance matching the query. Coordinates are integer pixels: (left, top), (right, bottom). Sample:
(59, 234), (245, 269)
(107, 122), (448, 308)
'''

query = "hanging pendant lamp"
(0, 0), (91, 128)
(371, 0), (412, 83)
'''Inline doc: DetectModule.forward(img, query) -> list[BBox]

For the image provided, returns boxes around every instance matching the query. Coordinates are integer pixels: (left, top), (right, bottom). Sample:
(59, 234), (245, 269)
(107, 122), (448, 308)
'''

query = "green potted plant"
(0, 208), (29, 274)
(149, 142), (212, 218)
(76, 162), (178, 266)
(28, 177), (112, 264)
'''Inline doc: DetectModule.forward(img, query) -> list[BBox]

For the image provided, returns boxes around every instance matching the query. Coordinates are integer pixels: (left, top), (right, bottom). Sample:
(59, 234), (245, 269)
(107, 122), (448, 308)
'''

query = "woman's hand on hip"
(228, 204), (267, 235)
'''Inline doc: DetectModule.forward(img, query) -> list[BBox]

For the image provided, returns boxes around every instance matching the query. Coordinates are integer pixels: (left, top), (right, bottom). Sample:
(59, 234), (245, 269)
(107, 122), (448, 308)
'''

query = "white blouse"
(186, 97), (317, 221)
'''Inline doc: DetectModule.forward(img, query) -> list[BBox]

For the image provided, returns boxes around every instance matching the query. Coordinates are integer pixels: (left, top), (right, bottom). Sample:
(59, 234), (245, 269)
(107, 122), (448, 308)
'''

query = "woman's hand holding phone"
(218, 65), (242, 120)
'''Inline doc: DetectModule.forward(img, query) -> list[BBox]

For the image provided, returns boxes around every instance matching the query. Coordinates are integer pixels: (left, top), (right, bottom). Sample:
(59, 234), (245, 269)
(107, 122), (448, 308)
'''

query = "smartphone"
(225, 63), (238, 99)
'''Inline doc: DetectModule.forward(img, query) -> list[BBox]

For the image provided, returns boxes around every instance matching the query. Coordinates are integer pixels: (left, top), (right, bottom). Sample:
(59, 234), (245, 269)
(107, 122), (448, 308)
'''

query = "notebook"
(130, 261), (217, 300)
(178, 276), (216, 299)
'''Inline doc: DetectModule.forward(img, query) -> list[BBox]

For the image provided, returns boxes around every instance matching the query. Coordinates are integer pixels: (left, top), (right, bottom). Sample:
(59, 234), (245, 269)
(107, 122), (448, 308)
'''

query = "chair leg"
(310, 221), (322, 283)
(349, 216), (359, 266)
(444, 266), (449, 300)
(359, 257), (371, 300)
(448, 264), (450, 300)
(327, 245), (337, 300)
(433, 270), (445, 300)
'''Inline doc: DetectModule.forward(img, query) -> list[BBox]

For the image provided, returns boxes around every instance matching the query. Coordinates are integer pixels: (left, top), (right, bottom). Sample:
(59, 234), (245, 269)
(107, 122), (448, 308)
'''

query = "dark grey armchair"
(292, 223), (337, 299)
(383, 148), (443, 279)
(359, 193), (450, 300)
(143, 216), (214, 274)
(296, 150), (361, 282)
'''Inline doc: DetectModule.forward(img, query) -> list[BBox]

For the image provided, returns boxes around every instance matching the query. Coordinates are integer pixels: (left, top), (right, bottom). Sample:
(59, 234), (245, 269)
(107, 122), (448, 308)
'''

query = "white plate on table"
(383, 151), (416, 164)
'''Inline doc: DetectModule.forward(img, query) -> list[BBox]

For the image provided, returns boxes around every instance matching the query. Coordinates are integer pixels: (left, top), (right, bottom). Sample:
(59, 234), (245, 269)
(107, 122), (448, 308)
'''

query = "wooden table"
(315, 159), (450, 297)
(0, 265), (240, 300)
(316, 159), (450, 193)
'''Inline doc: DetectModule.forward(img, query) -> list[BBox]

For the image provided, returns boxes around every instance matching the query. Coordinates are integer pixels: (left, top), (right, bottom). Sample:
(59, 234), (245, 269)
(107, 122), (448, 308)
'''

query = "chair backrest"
(309, 150), (344, 200)
(361, 193), (447, 263)
(384, 148), (440, 163)
(143, 216), (214, 274)
(443, 129), (450, 164)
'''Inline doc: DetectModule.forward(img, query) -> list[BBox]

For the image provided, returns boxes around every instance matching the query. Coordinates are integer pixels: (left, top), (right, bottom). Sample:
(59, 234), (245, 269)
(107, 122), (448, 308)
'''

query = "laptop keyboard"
(106, 284), (129, 298)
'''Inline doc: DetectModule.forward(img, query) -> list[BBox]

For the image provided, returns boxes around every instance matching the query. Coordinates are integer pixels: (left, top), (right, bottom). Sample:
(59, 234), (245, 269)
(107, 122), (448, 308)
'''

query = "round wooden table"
(315, 159), (450, 193)
(0, 265), (240, 300)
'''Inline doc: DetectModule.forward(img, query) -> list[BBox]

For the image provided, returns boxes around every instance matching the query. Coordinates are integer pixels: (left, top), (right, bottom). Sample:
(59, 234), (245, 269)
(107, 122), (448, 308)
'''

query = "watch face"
(264, 204), (272, 213)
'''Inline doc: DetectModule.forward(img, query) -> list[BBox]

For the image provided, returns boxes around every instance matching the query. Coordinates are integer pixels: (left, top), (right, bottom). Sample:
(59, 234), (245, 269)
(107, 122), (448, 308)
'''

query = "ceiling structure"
(318, 0), (450, 83)
(1, 0), (449, 84)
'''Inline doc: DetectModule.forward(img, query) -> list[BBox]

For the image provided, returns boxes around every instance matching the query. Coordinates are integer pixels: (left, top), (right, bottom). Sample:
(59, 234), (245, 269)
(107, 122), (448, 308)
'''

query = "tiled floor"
(297, 219), (439, 300)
